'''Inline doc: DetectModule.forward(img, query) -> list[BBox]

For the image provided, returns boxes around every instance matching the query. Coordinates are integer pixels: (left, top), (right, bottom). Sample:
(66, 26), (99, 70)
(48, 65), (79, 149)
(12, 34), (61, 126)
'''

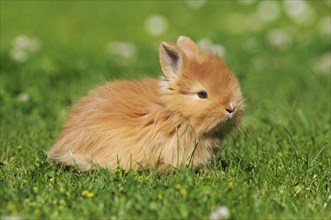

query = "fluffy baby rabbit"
(47, 36), (244, 172)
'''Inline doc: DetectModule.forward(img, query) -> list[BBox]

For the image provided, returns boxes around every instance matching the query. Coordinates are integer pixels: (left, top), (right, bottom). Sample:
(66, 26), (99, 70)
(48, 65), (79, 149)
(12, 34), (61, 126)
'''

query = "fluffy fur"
(47, 36), (244, 172)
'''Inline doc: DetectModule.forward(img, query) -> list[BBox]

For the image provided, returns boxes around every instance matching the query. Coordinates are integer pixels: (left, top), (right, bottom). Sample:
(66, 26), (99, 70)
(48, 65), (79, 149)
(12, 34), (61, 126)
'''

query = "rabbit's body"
(48, 36), (244, 172)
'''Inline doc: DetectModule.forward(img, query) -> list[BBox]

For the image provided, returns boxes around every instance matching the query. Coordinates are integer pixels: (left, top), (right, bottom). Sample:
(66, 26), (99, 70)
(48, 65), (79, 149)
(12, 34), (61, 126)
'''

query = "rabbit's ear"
(159, 42), (183, 80)
(177, 36), (199, 57)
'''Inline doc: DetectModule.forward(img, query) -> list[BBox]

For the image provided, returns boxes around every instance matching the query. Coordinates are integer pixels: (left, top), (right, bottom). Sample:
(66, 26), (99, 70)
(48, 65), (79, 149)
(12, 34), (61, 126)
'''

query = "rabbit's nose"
(225, 106), (235, 114)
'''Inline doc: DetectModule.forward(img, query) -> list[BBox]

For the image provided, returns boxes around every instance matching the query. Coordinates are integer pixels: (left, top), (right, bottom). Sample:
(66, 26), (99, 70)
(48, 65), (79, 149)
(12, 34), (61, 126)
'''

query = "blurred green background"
(1, 0), (330, 135)
(1, 0), (330, 219)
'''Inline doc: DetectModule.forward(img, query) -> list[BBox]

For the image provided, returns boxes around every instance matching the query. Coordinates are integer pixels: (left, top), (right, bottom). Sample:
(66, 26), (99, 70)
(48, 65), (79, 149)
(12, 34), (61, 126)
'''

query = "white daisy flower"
(12, 35), (41, 53)
(144, 15), (168, 37)
(1, 215), (22, 220)
(184, 0), (207, 10)
(197, 38), (226, 57)
(209, 206), (230, 220)
(318, 16), (331, 36)
(105, 41), (136, 65)
(9, 35), (42, 63)
(17, 92), (30, 102)
(267, 29), (292, 51)
(238, 0), (256, 6)
(9, 48), (28, 63)
(256, 0), (280, 22)
(313, 52), (331, 75)
(284, 0), (315, 25)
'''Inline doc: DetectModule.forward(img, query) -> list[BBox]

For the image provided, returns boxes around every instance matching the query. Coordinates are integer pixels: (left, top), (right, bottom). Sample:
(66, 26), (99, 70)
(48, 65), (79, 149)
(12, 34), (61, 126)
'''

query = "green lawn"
(1, 1), (330, 219)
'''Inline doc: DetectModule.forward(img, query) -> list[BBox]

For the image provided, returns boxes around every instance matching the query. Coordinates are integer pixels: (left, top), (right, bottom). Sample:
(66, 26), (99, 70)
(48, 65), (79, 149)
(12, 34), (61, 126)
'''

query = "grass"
(1, 1), (330, 219)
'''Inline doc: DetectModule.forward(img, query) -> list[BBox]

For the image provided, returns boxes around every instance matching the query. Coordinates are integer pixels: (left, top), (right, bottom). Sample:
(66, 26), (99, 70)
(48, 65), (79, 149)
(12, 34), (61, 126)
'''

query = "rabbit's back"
(48, 79), (169, 170)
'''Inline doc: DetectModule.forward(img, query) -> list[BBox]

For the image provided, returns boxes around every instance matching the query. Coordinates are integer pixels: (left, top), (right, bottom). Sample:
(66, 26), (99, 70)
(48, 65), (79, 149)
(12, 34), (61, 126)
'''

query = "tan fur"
(47, 36), (244, 172)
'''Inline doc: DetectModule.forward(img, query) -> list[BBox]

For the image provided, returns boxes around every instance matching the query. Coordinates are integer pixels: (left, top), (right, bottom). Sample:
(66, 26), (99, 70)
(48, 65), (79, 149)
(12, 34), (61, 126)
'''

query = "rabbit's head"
(159, 36), (244, 136)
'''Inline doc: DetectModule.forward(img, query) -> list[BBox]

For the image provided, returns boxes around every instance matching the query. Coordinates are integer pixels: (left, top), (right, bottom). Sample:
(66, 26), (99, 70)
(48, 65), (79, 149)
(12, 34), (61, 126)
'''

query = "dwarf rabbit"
(47, 36), (244, 172)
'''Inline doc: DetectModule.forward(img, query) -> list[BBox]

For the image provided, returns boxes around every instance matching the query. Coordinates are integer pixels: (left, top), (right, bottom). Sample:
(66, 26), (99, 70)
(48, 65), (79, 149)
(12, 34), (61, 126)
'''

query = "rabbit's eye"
(197, 90), (208, 99)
